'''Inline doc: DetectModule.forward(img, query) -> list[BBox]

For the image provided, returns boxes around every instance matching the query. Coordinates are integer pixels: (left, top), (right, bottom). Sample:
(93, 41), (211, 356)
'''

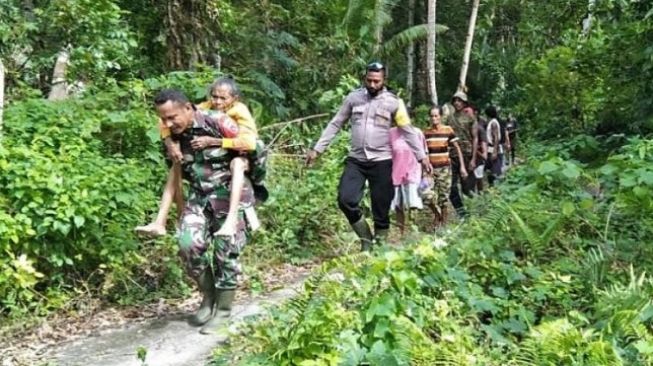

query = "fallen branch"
(266, 113), (330, 149)
(260, 113), (329, 131)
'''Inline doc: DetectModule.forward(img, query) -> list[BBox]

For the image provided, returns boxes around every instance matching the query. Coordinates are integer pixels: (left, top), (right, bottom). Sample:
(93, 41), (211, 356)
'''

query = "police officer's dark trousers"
(337, 157), (394, 231)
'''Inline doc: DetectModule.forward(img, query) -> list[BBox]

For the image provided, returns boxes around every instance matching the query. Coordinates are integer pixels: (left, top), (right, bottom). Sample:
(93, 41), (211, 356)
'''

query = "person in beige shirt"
(306, 62), (430, 250)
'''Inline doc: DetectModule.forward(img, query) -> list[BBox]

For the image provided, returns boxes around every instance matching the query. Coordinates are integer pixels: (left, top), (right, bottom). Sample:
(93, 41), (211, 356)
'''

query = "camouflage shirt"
(172, 111), (256, 215)
(445, 109), (476, 157)
(174, 111), (238, 194)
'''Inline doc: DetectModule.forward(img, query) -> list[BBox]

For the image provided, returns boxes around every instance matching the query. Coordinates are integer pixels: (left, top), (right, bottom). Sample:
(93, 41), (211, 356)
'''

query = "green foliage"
(380, 23), (449, 57)
(136, 345), (148, 365)
(0, 71), (241, 317)
(214, 137), (653, 365)
(250, 142), (348, 261)
(0, 95), (161, 315)
(491, 0), (653, 137)
(1, 0), (136, 96)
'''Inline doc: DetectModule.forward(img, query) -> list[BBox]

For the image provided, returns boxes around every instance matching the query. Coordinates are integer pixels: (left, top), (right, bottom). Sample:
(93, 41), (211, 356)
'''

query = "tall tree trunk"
(48, 47), (70, 101)
(372, 0), (384, 56)
(426, 0), (438, 105)
(458, 0), (481, 92)
(582, 0), (596, 35)
(164, 0), (220, 69)
(415, 4), (429, 104)
(0, 58), (4, 138)
(406, 0), (416, 108)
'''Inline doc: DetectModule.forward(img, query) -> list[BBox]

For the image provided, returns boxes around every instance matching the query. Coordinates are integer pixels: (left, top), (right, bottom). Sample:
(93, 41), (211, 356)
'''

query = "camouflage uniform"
(174, 111), (255, 290)
(422, 166), (452, 213)
(249, 139), (268, 187)
(444, 108), (477, 215)
(445, 109), (476, 160)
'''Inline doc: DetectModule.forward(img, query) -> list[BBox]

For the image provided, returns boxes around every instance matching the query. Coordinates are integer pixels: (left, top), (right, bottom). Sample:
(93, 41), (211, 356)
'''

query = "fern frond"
(473, 199), (512, 232)
(506, 204), (542, 248)
(539, 214), (565, 247)
(244, 70), (285, 100)
(583, 246), (607, 286)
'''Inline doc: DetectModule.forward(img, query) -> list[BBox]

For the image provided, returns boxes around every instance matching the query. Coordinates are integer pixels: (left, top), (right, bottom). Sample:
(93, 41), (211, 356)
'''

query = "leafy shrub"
(214, 137), (653, 365)
(0, 96), (166, 316)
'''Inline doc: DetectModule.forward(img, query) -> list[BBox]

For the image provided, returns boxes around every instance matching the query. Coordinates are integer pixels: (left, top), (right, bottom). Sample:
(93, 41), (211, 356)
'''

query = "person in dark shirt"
(506, 113), (519, 165)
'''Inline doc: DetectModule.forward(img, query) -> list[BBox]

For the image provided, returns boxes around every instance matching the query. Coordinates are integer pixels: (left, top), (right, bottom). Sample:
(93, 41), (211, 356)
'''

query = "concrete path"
(50, 279), (305, 366)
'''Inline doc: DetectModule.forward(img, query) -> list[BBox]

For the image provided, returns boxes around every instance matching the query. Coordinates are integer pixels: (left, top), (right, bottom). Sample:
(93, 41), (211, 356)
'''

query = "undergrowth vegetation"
(0, 71), (353, 324)
(213, 136), (653, 365)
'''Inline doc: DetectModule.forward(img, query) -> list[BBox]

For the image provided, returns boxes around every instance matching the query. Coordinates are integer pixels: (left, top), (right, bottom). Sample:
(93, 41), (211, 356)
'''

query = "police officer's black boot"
(199, 289), (236, 335)
(375, 228), (389, 246)
(351, 217), (373, 251)
(190, 269), (216, 326)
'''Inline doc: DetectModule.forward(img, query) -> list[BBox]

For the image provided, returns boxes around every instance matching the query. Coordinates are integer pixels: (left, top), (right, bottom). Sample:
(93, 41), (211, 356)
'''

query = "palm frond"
(382, 23), (449, 55)
(342, 0), (367, 28)
(373, 0), (399, 34)
(343, 0), (399, 36)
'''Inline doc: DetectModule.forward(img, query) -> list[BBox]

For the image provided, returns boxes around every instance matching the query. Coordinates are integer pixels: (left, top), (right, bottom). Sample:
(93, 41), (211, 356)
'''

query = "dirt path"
(1, 264), (314, 366)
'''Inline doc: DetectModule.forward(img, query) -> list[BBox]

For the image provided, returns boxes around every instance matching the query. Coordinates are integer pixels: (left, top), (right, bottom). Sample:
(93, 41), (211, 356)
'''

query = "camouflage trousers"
(178, 191), (249, 290)
(249, 139), (268, 186)
(424, 166), (452, 212)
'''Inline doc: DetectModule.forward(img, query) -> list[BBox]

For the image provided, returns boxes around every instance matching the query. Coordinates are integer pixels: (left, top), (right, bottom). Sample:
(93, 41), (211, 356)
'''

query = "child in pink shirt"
(389, 126), (427, 234)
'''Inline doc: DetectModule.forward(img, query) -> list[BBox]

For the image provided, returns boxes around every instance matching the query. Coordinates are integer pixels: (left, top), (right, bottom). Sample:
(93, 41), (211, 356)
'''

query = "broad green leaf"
(74, 216), (85, 228)
(561, 201), (575, 215)
(561, 165), (580, 180)
(538, 161), (558, 175)
(372, 317), (390, 338)
(639, 171), (653, 186)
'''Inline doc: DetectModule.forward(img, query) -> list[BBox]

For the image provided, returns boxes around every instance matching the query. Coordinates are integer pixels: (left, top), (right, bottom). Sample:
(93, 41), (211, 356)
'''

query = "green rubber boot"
(189, 269), (216, 326)
(199, 289), (236, 335)
(352, 217), (373, 251)
(375, 228), (389, 246)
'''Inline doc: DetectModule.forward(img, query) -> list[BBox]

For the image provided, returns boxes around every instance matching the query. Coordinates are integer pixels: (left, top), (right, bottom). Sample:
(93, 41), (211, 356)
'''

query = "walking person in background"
(485, 105), (503, 186)
(445, 91), (478, 218)
(506, 113), (519, 165)
(472, 108), (488, 193)
(423, 106), (467, 227)
(306, 62), (431, 250)
(389, 125), (426, 235)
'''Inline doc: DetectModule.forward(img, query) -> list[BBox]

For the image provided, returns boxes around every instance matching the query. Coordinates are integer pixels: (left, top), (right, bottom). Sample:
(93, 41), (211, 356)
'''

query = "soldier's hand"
(167, 141), (183, 163)
(305, 149), (319, 167)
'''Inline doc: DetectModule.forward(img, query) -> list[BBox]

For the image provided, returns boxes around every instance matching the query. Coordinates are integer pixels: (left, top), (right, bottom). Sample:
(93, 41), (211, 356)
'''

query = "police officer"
(154, 89), (254, 335)
(306, 62), (431, 250)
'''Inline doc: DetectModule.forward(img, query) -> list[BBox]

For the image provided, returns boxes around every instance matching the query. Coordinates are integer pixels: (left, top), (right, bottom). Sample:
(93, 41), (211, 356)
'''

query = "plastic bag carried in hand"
(418, 176), (435, 199)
